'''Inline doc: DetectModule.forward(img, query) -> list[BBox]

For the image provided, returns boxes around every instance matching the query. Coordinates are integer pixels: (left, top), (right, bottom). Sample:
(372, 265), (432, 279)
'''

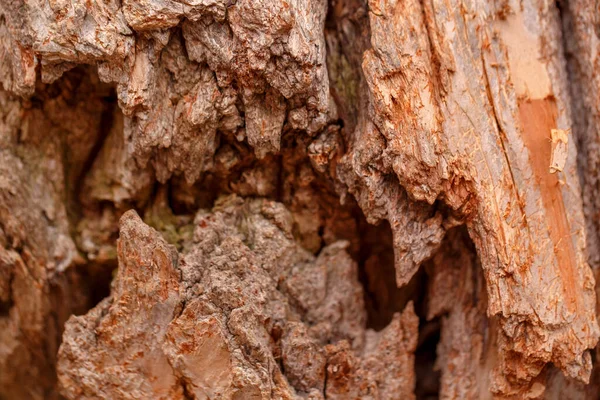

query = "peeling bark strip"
(2, 0), (600, 398)
(349, 0), (598, 394)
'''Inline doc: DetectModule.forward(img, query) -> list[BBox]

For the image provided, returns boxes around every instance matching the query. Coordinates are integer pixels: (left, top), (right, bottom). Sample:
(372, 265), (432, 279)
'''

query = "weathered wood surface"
(2, 0), (600, 398)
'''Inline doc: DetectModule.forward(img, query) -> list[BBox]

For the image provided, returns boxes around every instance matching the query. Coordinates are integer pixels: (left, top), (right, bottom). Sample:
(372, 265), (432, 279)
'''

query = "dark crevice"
(415, 319), (441, 400)
(415, 256), (441, 400)
(356, 215), (430, 331)
(0, 300), (12, 317)
(70, 88), (118, 225)
(0, 267), (14, 317)
(40, 67), (123, 268)
(355, 205), (443, 395)
(76, 260), (118, 313)
(416, 255), (442, 399)
(356, 216), (394, 331)
(275, 151), (285, 204)
(178, 378), (194, 400)
(0, 296), (13, 318)
(143, 180), (165, 219)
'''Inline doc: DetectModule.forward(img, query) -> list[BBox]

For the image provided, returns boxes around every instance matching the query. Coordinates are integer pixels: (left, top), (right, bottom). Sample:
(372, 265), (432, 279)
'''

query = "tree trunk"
(1, 0), (600, 398)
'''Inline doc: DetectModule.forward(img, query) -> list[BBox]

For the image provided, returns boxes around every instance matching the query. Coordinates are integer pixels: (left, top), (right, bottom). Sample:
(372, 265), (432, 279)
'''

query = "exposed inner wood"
(518, 98), (577, 311)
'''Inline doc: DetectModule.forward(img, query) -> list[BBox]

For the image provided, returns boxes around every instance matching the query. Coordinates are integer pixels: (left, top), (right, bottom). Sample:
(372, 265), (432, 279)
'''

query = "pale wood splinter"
(550, 128), (569, 173)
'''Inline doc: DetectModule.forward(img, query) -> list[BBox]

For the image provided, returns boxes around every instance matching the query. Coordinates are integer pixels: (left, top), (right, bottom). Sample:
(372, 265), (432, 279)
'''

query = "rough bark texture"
(2, 0), (600, 398)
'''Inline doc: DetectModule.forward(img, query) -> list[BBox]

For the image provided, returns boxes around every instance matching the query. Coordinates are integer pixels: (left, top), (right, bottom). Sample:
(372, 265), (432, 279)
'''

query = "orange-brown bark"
(2, 0), (600, 398)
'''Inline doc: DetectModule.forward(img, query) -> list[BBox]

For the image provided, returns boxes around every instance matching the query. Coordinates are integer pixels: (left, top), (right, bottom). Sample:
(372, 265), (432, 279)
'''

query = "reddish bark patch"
(518, 97), (577, 312)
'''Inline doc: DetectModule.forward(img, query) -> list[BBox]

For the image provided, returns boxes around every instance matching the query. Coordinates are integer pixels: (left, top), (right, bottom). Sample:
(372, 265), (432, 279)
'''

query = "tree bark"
(1, 0), (600, 398)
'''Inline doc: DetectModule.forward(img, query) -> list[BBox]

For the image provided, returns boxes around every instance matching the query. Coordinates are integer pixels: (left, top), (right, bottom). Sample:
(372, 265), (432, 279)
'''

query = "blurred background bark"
(2, 0), (600, 398)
